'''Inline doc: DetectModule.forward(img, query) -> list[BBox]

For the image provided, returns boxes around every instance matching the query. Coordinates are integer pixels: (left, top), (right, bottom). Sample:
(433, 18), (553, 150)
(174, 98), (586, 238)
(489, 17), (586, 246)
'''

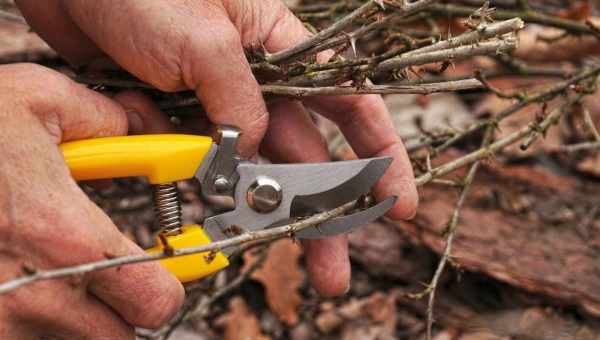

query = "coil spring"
(153, 183), (182, 233)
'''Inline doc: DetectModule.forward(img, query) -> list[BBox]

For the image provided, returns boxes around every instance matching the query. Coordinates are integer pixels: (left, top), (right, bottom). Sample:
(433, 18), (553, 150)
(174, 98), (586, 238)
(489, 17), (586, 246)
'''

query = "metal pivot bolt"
(213, 175), (231, 193)
(246, 176), (282, 213)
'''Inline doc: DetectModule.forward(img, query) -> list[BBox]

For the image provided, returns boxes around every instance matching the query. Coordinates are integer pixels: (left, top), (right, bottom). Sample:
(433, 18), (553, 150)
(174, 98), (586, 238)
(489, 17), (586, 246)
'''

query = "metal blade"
(290, 157), (392, 216)
(203, 157), (392, 247)
(237, 156), (391, 200)
(295, 196), (396, 239)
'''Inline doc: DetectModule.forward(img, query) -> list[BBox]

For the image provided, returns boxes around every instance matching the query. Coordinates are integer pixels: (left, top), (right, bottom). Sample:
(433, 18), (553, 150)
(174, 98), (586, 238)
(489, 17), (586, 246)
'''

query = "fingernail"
(344, 282), (351, 295)
(126, 110), (143, 134)
(405, 207), (418, 220)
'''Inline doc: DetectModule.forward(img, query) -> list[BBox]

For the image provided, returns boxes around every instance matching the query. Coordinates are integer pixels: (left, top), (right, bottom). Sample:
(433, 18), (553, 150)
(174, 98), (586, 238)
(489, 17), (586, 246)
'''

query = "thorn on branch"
(21, 263), (37, 275)
(585, 19), (600, 41)
(158, 233), (175, 256)
(475, 69), (527, 100)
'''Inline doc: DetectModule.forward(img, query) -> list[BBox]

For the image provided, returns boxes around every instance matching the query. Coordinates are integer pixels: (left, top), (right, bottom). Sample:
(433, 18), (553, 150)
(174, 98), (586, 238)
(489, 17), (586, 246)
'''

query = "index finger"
(263, 4), (417, 220)
(57, 1), (269, 158)
(304, 94), (418, 220)
(184, 22), (269, 157)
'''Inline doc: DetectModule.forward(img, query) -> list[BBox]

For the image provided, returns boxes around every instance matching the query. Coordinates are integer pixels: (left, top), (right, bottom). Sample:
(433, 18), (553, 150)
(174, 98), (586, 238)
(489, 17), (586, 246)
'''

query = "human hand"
(16, 0), (418, 296)
(0, 64), (183, 339)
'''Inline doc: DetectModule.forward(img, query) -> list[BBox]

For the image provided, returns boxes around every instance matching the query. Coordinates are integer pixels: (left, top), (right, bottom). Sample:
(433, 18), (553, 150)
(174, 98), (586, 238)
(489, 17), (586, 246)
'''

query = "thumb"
(2, 64), (185, 327)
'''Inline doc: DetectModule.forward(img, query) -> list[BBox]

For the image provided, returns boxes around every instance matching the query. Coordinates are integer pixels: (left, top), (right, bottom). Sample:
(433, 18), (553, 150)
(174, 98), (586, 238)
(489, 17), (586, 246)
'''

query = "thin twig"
(286, 37), (517, 87)
(520, 95), (581, 150)
(403, 18), (523, 56)
(377, 37), (518, 73)
(416, 65), (600, 157)
(295, 0), (438, 59)
(425, 126), (490, 340)
(0, 200), (357, 294)
(262, 79), (482, 97)
(266, 1), (379, 64)
(550, 141), (600, 153)
(415, 93), (586, 186)
(428, 3), (595, 35)
(582, 107), (600, 142)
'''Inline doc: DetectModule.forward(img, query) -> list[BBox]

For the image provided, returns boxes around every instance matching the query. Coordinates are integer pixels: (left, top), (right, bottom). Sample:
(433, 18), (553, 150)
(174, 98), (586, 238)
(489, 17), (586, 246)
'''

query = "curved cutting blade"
(290, 157), (392, 216)
(295, 196), (396, 239)
(203, 157), (393, 249)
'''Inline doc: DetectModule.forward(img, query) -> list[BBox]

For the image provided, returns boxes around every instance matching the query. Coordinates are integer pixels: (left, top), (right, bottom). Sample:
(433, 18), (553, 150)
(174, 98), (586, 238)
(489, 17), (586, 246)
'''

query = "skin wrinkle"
(181, 23), (240, 90)
(123, 16), (185, 92)
(39, 111), (63, 144)
(69, 1), (185, 92)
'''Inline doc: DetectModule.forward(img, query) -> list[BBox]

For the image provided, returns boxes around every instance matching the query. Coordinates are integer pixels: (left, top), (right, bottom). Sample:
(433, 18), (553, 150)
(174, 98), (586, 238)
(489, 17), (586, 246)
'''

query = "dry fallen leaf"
(243, 239), (304, 326)
(215, 296), (270, 340)
(316, 292), (397, 340)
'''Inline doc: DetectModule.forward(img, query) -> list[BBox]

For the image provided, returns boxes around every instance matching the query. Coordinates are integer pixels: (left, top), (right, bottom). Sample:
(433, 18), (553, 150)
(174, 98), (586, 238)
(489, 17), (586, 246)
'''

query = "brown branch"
(475, 69), (526, 100)
(261, 79), (482, 97)
(286, 37), (517, 87)
(582, 107), (600, 142)
(415, 93), (586, 186)
(377, 37), (517, 73)
(425, 126), (491, 340)
(549, 141), (600, 153)
(414, 65), (600, 157)
(293, 0), (438, 59)
(403, 18), (524, 56)
(428, 3), (595, 36)
(155, 79), (483, 110)
(266, 1), (379, 64)
(0, 200), (357, 294)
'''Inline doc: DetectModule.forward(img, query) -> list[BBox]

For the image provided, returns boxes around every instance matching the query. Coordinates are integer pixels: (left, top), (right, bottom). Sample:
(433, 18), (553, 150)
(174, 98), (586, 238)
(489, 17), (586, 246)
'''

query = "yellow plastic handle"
(146, 224), (229, 283)
(60, 134), (230, 282)
(60, 134), (213, 184)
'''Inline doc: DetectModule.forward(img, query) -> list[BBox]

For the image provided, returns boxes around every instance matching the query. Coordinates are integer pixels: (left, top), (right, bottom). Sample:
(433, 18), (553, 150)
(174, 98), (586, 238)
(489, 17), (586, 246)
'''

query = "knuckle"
(127, 22), (187, 92)
(179, 25), (241, 89)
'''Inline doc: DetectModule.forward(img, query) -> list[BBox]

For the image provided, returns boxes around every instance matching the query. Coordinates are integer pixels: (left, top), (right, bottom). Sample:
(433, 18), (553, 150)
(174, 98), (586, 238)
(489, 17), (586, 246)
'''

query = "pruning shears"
(60, 126), (395, 282)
